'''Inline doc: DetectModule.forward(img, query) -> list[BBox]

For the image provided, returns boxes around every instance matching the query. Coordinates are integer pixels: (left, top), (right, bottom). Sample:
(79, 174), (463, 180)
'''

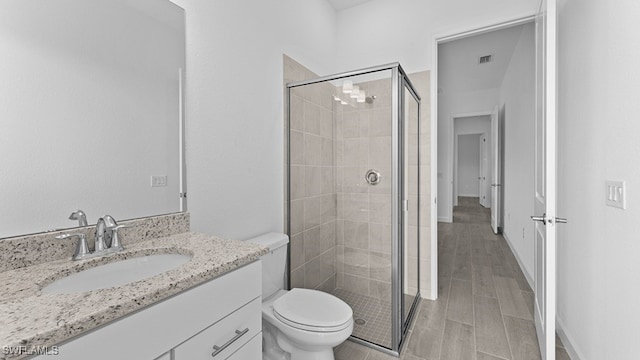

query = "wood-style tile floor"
(335, 197), (571, 360)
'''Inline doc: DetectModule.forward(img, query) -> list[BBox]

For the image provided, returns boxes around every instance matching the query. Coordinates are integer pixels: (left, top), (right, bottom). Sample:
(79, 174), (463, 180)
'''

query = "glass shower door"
(402, 81), (420, 331)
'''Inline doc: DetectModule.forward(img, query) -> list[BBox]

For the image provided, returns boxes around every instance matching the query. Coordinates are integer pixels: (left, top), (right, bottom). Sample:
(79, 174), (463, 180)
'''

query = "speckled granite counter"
(0, 232), (267, 360)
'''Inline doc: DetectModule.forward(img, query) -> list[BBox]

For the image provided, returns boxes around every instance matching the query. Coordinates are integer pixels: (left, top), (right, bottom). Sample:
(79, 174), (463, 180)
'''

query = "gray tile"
(494, 276), (533, 320)
(556, 346), (571, 360)
(415, 298), (447, 331)
(491, 263), (515, 279)
(476, 351), (505, 360)
(367, 350), (398, 360)
(511, 263), (532, 292)
(446, 279), (473, 325)
(521, 290), (535, 319)
(438, 275), (451, 300)
(401, 353), (426, 360)
(303, 226), (322, 261)
(472, 265), (497, 298)
(334, 340), (369, 360)
(440, 320), (475, 360)
(451, 253), (472, 281)
(406, 323), (442, 360)
(503, 316), (541, 360)
(474, 296), (511, 359)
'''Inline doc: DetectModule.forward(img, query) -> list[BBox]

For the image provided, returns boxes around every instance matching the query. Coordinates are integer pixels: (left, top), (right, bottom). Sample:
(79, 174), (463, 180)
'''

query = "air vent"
(479, 55), (493, 64)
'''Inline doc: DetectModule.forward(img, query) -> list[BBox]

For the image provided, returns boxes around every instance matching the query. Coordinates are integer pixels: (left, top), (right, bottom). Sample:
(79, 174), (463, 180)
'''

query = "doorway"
(452, 115), (492, 212)
(429, 13), (564, 360)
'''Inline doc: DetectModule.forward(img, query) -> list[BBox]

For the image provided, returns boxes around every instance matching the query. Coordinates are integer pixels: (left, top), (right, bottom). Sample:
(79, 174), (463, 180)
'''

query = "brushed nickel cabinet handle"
(211, 328), (249, 357)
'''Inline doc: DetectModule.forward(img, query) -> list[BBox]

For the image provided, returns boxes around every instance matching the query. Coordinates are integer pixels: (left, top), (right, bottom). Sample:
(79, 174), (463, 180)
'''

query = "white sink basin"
(42, 254), (192, 294)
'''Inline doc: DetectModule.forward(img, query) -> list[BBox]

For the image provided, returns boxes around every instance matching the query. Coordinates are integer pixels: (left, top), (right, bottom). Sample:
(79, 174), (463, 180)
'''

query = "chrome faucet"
(103, 215), (118, 248)
(69, 210), (88, 227)
(94, 218), (108, 253)
(58, 215), (132, 260)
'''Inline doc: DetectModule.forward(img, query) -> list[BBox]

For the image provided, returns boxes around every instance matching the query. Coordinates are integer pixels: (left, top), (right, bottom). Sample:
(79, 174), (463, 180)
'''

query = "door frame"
(430, 15), (536, 300)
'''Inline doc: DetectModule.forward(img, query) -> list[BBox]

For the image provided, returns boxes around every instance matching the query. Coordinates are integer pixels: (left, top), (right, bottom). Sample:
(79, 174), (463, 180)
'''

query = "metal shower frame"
(285, 62), (421, 356)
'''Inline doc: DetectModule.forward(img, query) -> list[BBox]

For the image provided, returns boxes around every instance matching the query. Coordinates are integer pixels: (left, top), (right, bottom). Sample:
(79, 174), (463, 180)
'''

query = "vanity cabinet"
(36, 261), (262, 360)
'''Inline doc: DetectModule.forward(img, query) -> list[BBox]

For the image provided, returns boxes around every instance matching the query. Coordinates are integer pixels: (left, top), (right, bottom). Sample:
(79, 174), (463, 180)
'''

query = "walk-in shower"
(285, 63), (421, 355)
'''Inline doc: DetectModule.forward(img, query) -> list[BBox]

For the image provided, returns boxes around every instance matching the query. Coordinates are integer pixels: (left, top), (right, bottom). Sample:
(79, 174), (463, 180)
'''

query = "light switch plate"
(151, 175), (167, 187)
(606, 180), (625, 209)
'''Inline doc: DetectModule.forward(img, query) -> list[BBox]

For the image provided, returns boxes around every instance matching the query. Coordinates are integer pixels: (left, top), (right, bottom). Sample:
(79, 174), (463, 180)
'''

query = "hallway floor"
(335, 197), (570, 360)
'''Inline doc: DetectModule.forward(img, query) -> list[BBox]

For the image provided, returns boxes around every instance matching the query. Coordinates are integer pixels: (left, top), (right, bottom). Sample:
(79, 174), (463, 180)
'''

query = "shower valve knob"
(365, 169), (381, 185)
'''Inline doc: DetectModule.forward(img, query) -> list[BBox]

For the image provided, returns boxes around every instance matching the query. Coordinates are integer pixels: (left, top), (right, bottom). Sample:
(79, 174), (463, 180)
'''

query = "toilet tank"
(245, 233), (289, 299)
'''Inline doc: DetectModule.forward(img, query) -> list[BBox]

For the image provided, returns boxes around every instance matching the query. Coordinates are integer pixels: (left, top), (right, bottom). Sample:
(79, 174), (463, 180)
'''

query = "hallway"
(335, 197), (570, 360)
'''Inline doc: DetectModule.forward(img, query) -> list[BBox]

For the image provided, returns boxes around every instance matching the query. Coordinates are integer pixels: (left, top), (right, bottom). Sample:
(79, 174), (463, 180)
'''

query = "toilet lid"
(272, 288), (353, 332)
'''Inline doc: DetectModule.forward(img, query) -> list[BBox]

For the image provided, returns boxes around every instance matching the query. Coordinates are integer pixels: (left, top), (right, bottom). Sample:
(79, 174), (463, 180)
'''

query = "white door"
(479, 134), (488, 207)
(532, 0), (557, 358)
(490, 107), (500, 233)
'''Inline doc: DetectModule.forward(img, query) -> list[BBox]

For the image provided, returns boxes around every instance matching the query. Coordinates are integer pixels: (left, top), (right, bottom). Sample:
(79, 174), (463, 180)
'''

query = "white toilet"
(247, 233), (353, 360)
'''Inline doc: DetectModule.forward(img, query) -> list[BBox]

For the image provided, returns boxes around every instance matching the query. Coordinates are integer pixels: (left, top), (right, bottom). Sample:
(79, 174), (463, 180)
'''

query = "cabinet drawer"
(226, 333), (261, 360)
(174, 297), (261, 359)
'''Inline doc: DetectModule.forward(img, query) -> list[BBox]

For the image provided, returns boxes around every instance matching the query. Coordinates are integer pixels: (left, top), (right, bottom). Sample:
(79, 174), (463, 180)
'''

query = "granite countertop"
(0, 232), (267, 359)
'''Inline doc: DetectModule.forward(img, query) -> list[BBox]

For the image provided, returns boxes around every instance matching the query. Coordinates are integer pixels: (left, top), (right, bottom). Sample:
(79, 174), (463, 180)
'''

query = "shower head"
(365, 95), (376, 104)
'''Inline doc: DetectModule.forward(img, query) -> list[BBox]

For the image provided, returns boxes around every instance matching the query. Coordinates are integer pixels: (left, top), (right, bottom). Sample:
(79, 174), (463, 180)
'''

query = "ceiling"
(438, 24), (525, 94)
(325, 0), (375, 11)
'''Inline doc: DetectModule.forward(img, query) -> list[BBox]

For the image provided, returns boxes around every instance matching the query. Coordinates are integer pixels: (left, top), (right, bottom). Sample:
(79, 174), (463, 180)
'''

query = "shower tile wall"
(284, 55), (337, 292)
(335, 77), (393, 304)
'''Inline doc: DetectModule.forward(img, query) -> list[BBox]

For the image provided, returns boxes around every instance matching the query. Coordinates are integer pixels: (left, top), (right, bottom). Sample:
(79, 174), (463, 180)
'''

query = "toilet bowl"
(246, 233), (353, 360)
(263, 289), (353, 360)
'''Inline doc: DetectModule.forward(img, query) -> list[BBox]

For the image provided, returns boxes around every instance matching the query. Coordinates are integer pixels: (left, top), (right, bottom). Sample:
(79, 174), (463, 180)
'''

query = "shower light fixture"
(342, 80), (353, 93)
(357, 90), (366, 103)
(350, 85), (360, 98)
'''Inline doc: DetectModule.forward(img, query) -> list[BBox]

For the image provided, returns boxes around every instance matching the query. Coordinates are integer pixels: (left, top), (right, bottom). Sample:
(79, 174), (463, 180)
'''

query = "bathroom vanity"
(0, 225), (267, 360)
(43, 261), (262, 360)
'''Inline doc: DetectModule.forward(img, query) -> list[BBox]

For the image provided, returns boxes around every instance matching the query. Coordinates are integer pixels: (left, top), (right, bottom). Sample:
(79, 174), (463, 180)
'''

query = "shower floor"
(331, 289), (392, 348)
(330, 289), (419, 349)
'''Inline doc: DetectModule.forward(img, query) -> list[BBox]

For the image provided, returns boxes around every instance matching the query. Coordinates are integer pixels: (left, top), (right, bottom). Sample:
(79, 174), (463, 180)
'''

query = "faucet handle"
(56, 233), (90, 261)
(109, 224), (135, 252)
(103, 215), (118, 228)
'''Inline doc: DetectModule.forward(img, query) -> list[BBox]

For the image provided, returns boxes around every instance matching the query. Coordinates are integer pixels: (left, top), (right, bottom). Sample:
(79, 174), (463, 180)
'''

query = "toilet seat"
(272, 288), (353, 333)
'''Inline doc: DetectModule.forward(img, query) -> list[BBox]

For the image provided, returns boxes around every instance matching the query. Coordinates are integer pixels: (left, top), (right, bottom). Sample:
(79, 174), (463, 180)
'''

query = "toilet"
(247, 233), (353, 360)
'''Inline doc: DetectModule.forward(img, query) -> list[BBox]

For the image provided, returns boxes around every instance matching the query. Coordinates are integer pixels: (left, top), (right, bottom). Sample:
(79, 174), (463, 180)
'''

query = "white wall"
(168, 0), (336, 240)
(557, 0), (640, 359)
(333, 0), (539, 74)
(438, 89), (498, 220)
(497, 22), (535, 281)
(457, 134), (480, 197)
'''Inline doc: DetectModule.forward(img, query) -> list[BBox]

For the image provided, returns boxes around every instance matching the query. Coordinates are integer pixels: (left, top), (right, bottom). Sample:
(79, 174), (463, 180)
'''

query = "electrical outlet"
(151, 175), (167, 187)
(606, 180), (626, 209)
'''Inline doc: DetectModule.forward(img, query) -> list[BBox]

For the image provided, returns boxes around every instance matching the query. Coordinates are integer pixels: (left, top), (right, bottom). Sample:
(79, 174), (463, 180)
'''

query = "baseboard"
(503, 230), (585, 360)
(502, 231), (534, 290)
(438, 216), (452, 223)
(557, 316), (585, 360)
